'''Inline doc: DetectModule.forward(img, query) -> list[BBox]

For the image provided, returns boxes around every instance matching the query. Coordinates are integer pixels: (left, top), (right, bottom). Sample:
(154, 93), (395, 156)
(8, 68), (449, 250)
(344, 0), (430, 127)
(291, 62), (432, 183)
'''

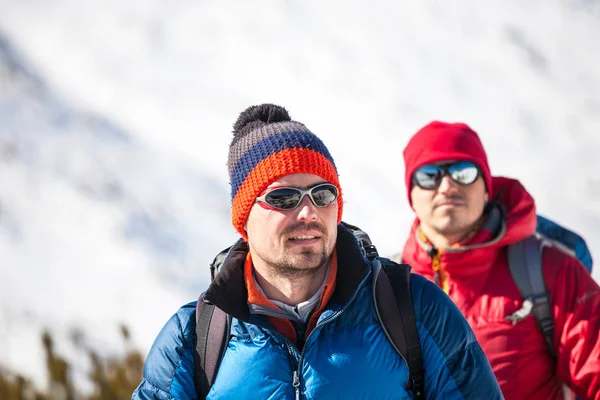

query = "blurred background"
(1, 0), (599, 397)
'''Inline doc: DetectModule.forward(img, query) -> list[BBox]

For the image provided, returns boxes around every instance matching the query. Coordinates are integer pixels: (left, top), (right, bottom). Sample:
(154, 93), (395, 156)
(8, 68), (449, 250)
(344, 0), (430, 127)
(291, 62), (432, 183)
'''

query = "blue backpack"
(505, 214), (594, 356)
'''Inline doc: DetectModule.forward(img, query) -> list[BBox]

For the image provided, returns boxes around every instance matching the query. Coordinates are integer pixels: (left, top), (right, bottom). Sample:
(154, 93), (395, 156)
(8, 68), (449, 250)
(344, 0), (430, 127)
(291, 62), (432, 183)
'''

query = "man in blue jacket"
(132, 104), (503, 399)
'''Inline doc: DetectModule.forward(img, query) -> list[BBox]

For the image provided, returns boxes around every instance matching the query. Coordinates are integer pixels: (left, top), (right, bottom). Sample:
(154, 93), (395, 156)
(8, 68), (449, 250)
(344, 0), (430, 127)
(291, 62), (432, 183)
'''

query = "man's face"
(245, 173), (339, 277)
(410, 161), (488, 239)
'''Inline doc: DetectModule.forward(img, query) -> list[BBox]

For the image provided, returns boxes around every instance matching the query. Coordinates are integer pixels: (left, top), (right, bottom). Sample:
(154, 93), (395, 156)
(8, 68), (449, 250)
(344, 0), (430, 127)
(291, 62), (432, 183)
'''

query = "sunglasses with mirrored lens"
(255, 183), (339, 210)
(412, 161), (480, 190)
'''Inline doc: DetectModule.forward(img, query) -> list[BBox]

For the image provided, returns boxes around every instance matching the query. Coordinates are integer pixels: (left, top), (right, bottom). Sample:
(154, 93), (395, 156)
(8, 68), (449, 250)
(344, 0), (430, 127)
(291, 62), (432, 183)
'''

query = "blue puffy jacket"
(133, 225), (502, 399)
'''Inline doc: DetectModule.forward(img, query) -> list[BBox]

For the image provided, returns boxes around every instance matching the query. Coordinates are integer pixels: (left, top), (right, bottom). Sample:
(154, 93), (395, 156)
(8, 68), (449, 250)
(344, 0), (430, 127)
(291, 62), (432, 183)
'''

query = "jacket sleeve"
(410, 274), (504, 400)
(132, 302), (197, 400)
(547, 251), (600, 400)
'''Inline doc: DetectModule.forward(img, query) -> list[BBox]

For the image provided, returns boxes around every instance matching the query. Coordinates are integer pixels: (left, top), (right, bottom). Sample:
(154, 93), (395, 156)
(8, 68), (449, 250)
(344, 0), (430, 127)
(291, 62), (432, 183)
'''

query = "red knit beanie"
(403, 121), (492, 205)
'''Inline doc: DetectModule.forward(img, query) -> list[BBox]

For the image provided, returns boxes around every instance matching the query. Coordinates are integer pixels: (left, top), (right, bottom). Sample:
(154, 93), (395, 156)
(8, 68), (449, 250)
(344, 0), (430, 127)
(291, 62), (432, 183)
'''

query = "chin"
(295, 254), (321, 267)
(294, 251), (329, 268)
(433, 221), (462, 235)
(431, 217), (454, 229)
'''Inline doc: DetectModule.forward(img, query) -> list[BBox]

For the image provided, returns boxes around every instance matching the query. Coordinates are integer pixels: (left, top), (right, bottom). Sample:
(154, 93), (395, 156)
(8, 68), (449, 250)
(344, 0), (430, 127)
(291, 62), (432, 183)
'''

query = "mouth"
(435, 202), (465, 211)
(283, 223), (326, 245)
(289, 235), (319, 240)
(435, 198), (465, 207)
(287, 233), (322, 245)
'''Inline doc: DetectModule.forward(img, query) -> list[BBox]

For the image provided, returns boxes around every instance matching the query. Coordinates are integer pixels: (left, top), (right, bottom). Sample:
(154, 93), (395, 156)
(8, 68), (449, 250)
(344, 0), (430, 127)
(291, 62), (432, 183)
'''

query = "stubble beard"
(430, 209), (481, 239)
(263, 221), (333, 279)
(270, 245), (331, 279)
(434, 215), (471, 236)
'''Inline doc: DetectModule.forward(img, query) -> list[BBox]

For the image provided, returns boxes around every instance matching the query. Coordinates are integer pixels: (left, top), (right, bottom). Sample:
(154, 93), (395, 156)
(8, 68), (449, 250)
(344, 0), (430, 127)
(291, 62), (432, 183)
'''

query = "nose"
(296, 195), (318, 221)
(437, 175), (457, 193)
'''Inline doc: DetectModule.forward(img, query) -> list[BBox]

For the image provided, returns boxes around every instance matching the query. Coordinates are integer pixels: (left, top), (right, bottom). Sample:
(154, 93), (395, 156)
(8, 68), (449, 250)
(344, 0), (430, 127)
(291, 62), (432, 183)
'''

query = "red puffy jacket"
(401, 177), (600, 400)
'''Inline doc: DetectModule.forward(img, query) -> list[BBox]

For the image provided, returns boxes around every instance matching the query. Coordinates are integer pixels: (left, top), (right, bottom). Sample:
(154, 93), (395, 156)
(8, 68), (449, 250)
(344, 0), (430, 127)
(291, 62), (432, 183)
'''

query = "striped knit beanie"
(228, 104), (343, 239)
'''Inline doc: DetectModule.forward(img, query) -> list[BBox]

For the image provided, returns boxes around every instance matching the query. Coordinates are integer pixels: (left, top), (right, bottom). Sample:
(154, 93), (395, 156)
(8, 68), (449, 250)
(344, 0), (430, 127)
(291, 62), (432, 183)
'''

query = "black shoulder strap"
(506, 235), (555, 356)
(372, 259), (425, 400)
(194, 295), (231, 399)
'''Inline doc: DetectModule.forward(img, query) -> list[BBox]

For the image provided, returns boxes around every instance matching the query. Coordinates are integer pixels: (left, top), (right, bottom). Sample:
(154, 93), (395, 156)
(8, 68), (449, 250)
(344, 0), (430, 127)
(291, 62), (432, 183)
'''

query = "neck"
(252, 260), (330, 306)
(419, 220), (482, 250)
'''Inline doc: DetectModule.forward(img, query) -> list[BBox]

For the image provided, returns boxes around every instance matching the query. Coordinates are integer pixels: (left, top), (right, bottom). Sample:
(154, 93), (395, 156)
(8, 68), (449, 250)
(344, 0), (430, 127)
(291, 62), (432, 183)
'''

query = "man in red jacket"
(397, 121), (600, 400)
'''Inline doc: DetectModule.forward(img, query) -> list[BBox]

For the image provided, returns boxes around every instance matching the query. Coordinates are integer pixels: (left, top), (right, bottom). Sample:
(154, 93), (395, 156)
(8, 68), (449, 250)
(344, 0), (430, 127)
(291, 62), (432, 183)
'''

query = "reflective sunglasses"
(412, 161), (480, 190)
(255, 183), (339, 210)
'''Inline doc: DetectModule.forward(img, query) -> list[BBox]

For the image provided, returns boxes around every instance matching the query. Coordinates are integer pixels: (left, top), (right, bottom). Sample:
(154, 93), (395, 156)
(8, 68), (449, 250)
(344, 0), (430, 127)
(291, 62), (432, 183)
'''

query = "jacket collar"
(204, 223), (370, 322)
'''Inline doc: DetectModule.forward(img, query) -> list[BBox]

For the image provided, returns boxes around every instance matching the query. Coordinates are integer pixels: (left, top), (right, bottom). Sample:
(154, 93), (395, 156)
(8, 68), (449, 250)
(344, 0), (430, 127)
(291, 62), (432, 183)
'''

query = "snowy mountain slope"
(1, 1), (598, 259)
(0, 33), (236, 386)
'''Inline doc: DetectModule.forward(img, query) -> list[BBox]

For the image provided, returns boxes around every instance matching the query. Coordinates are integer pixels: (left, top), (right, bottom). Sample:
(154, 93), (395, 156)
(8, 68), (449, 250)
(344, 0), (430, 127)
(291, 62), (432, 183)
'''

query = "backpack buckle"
(406, 374), (425, 399)
(362, 243), (379, 260)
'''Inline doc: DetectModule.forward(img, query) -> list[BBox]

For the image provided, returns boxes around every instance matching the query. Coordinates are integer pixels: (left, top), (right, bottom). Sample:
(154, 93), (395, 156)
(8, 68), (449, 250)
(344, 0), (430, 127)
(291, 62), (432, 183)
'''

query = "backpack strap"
(194, 295), (231, 400)
(372, 259), (425, 400)
(210, 246), (232, 280)
(507, 235), (555, 356)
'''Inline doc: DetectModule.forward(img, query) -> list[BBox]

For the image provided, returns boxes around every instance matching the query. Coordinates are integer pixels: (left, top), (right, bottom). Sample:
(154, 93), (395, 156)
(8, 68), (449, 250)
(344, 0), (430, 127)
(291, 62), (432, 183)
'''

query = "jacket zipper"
(290, 271), (371, 400)
(292, 370), (301, 400)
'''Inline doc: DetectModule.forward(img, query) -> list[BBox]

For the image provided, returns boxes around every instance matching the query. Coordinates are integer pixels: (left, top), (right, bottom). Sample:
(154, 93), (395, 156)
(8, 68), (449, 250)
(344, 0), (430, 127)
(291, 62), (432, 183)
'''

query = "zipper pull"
(293, 370), (301, 400)
(426, 245), (437, 258)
